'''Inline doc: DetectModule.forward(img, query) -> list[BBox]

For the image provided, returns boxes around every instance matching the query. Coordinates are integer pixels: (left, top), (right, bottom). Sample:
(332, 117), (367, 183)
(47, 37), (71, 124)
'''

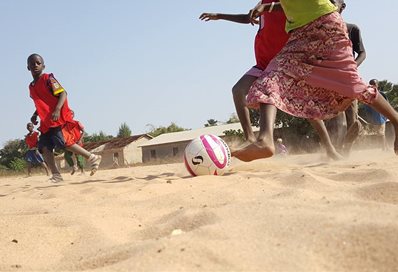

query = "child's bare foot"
(342, 120), (361, 155)
(89, 154), (102, 176)
(326, 148), (343, 161)
(231, 140), (274, 162)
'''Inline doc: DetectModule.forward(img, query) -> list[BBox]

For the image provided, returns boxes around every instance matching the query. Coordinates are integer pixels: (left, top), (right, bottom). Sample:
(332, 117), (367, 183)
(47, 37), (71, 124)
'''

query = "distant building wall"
(142, 141), (190, 163)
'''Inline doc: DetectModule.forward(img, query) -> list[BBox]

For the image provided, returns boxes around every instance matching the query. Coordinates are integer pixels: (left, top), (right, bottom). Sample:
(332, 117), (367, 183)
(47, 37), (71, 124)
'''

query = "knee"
(232, 83), (246, 99)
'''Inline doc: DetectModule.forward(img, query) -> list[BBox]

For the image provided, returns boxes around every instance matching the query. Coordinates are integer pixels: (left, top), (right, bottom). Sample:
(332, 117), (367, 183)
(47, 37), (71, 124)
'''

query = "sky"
(1, 0), (397, 148)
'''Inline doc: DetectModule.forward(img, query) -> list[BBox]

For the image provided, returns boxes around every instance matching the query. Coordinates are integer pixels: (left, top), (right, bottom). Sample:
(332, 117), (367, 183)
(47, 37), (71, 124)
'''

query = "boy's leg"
(232, 74), (259, 143)
(308, 120), (342, 160)
(27, 162), (32, 177)
(41, 162), (50, 176)
(367, 94), (398, 154)
(64, 150), (74, 167)
(65, 144), (101, 176)
(232, 103), (276, 162)
(76, 154), (85, 173)
(343, 100), (361, 154)
(41, 147), (61, 176)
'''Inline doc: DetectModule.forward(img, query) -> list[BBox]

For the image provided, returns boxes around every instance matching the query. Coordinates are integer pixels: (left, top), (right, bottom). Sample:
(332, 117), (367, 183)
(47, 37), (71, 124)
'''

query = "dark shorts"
(25, 150), (45, 165)
(38, 127), (66, 152)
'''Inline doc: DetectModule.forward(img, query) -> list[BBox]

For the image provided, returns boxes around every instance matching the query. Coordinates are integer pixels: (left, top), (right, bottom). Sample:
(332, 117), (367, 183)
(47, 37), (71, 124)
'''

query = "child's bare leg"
(232, 104), (276, 162)
(27, 162), (32, 176)
(343, 100), (361, 154)
(41, 162), (49, 176)
(41, 147), (61, 176)
(367, 94), (398, 154)
(232, 75), (258, 143)
(309, 119), (342, 160)
(66, 144), (101, 175)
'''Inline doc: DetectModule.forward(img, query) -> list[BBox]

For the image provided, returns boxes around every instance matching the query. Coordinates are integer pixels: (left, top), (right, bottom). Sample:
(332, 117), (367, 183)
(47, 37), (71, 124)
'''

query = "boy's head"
(26, 122), (34, 132)
(330, 0), (346, 14)
(369, 79), (379, 88)
(27, 54), (45, 78)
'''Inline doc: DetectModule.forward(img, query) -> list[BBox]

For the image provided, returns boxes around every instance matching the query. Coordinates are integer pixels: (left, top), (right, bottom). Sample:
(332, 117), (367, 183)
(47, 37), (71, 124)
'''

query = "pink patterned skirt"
(246, 12), (377, 120)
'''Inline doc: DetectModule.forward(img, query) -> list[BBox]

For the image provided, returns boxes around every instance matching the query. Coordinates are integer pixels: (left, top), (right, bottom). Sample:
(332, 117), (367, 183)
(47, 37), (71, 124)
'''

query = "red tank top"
(254, 0), (289, 70)
(25, 131), (39, 149)
(29, 73), (73, 133)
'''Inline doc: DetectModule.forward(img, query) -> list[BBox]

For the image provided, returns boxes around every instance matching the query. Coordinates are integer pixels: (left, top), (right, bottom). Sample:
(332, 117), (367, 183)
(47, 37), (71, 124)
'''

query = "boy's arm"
(199, 13), (252, 24)
(350, 25), (366, 67)
(31, 111), (38, 125)
(48, 74), (67, 121)
(52, 91), (67, 121)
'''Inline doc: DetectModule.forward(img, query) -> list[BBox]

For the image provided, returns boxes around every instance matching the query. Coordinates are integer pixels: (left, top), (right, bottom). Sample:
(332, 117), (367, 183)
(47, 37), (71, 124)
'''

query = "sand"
(1, 149), (397, 271)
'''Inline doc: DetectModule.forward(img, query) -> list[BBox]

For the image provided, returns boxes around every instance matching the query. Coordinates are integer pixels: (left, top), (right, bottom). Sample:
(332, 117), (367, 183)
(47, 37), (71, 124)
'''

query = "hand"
(31, 114), (38, 125)
(199, 13), (219, 21)
(52, 108), (61, 121)
(248, 9), (260, 25)
(249, 4), (267, 24)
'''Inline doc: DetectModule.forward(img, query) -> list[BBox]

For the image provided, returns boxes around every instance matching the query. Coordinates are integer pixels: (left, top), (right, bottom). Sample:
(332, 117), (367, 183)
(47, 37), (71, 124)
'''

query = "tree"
(204, 119), (218, 127)
(84, 131), (113, 143)
(148, 122), (188, 137)
(117, 122), (132, 138)
(379, 80), (398, 110)
(0, 139), (27, 170)
(226, 113), (240, 124)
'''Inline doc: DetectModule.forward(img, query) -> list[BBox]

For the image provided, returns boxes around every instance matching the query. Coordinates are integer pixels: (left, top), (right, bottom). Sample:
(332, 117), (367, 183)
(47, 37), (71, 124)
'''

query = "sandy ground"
(0, 149), (397, 272)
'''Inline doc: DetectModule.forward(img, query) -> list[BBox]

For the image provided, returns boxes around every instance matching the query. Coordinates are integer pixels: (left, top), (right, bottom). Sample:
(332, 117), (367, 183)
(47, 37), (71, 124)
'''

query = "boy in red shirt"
(25, 122), (49, 177)
(64, 111), (85, 175)
(28, 54), (101, 182)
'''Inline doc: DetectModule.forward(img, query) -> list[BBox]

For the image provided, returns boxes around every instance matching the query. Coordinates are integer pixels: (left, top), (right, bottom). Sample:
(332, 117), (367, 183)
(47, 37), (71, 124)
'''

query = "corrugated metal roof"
(139, 123), (259, 147)
(85, 134), (152, 151)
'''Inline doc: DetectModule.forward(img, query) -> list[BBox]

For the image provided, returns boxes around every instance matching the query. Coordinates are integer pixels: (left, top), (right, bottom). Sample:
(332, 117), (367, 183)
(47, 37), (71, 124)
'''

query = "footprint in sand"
(355, 182), (398, 205)
(138, 210), (218, 240)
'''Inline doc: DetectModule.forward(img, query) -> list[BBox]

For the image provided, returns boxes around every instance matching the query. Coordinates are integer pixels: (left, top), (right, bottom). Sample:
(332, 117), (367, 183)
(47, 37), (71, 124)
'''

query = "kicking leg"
(309, 119), (343, 160)
(232, 74), (258, 143)
(66, 144), (101, 176)
(232, 104), (276, 162)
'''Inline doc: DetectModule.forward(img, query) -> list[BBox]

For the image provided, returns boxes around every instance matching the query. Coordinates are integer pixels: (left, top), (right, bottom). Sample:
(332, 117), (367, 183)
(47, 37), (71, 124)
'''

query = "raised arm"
(350, 25), (366, 67)
(199, 12), (252, 24)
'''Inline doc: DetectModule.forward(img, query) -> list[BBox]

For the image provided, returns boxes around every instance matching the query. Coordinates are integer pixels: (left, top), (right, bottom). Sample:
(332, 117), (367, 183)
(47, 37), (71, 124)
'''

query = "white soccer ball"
(184, 134), (231, 176)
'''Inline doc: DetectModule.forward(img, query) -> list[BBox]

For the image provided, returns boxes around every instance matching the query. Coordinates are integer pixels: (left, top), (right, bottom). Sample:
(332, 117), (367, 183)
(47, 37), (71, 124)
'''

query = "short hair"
(369, 79), (378, 86)
(27, 53), (44, 64)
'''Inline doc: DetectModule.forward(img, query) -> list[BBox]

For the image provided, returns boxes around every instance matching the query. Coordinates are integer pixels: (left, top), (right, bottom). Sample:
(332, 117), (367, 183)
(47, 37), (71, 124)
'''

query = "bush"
(9, 158), (27, 172)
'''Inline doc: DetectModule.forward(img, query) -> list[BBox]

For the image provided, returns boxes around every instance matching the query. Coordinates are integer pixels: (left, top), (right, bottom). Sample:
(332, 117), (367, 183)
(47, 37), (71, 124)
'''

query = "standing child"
(233, 0), (398, 162)
(28, 54), (101, 182)
(25, 122), (49, 176)
(200, 1), (341, 160)
(326, 0), (367, 154)
(64, 110), (85, 175)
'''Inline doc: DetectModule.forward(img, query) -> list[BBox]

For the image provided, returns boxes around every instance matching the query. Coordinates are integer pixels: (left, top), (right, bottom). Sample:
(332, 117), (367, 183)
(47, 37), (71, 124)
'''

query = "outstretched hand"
(249, 4), (267, 24)
(31, 114), (38, 125)
(199, 13), (219, 21)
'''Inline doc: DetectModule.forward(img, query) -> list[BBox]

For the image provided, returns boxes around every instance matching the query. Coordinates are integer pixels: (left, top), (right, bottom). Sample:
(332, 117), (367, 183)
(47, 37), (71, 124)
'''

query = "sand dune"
(0, 149), (397, 271)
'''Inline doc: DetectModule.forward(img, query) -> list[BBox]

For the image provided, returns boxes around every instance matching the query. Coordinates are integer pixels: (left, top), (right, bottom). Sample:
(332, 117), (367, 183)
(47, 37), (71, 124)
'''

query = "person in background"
(25, 122), (49, 176)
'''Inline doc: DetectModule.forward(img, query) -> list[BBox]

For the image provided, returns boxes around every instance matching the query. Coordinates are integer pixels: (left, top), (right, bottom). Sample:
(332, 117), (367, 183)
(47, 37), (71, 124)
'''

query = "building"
(56, 134), (152, 170)
(139, 123), (259, 163)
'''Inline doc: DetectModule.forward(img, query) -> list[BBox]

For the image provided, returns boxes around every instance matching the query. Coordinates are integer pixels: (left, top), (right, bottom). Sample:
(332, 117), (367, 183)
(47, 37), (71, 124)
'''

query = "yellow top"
(280, 0), (337, 32)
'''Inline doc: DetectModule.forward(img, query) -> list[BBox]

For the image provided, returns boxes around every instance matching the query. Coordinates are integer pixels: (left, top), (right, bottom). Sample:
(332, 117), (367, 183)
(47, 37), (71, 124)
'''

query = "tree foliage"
(226, 113), (240, 124)
(379, 80), (398, 110)
(148, 122), (188, 137)
(117, 122), (132, 138)
(0, 139), (27, 170)
(84, 131), (113, 143)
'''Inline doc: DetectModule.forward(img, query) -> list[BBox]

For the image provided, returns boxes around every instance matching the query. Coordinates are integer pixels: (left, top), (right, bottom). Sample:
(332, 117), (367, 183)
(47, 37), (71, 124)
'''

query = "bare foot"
(231, 140), (275, 162)
(326, 148), (343, 161)
(342, 120), (361, 156)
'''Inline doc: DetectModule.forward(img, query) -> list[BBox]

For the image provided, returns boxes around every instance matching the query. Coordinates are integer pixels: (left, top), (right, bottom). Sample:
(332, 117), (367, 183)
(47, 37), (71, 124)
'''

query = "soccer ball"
(184, 134), (231, 176)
